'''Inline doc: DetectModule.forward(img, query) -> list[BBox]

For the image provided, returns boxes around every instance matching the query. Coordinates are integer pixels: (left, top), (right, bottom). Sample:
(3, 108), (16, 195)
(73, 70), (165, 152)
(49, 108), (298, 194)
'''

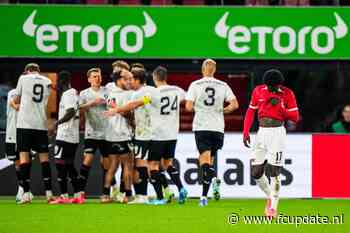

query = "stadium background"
(0, 3), (350, 200)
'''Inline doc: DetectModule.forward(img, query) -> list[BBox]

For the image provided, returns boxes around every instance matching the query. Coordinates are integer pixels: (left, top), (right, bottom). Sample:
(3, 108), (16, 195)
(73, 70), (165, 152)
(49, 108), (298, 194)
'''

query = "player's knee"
(162, 159), (172, 169)
(266, 164), (281, 177)
(251, 165), (265, 179)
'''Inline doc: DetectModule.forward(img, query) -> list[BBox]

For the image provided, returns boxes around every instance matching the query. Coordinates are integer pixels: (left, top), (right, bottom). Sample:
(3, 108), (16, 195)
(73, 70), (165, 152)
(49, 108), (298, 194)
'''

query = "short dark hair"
(24, 63), (40, 73)
(263, 69), (285, 87)
(87, 67), (101, 78)
(153, 66), (167, 82)
(58, 70), (71, 86)
(131, 67), (146, 84)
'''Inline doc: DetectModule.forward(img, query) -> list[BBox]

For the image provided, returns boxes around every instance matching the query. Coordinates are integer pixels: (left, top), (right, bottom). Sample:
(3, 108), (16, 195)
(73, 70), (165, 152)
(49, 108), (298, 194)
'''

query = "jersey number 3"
(204, 87), (215, 106)
(32, 84), (44, 103)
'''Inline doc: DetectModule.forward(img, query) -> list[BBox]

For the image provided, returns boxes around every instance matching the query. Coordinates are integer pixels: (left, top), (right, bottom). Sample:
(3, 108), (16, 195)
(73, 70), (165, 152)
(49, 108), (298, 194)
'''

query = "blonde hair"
(112, 60), (130, 71)
(202, 59), (216, 76)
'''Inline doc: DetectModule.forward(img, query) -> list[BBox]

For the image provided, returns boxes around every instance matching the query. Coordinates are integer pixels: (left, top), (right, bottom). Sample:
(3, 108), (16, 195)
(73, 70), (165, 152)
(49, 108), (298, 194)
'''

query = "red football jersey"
(249, 84), (298, 121)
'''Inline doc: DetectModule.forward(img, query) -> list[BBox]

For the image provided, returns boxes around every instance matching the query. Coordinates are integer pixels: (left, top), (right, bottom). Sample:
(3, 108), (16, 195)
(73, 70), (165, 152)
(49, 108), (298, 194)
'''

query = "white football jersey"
(131, 85), (160, 141)
(15, 73), (52, 131)
(56, 88), (80, 144)
(186, 77), (236, 133)
(152, 85), (186, 141)
(5, 89), (17, 143)
(105, 82), (116, 91)
(106, 86), (133, 142)
(80, 87), (109, 140)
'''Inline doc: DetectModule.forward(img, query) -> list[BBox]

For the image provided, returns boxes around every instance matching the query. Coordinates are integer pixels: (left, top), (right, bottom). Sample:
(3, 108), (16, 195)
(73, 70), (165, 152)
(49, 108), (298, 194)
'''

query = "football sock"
(15, 167), (23, 188)
(79, 164), (91, 192)
(270, 176), (281, 210)
(66, 163), (79, 194)
(255, 174), (271, 197)
(41, 161), (52, 191)
(20, 163), (31, 192)
(103, 187), (110, 196)
(167, 166), (183, 191)
(201, 163), (214, 197)
(119, 165), (124, 191)
(125, 189), (132, 197)
(159, 169), (169, 189)
(150, 170), (164, 200)
(101, 165), (107, 191)
(55, 161), (68, 195)
(136, 167), (148, 195)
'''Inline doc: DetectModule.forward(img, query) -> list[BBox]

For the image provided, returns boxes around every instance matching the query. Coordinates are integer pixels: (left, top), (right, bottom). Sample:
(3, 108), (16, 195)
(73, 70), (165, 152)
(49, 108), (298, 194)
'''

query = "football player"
(243, 69), (299, 218)
(13, 63), (54, 204)
(48, 71), (80, 204)
(185, 59), (239, 206)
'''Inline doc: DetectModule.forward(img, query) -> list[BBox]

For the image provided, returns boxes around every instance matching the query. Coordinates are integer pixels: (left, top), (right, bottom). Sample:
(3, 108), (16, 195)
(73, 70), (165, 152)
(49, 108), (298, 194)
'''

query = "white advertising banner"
(158, 133), (312, 198)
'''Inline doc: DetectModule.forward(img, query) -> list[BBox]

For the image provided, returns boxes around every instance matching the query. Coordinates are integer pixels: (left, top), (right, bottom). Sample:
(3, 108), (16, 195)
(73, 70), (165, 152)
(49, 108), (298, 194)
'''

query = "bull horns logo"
(23, 10), (37, 37)
(215, 12), (347, 39)
(23, 10), (157, 38)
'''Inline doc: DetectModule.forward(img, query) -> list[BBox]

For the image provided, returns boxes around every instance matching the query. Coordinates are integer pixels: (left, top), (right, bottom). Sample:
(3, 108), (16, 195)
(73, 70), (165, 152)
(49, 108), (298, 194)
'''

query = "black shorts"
(194, 131), (224, 155)
(107, 141), (131, 155)
(17, 128), (49, 153)
(54, 140), (78, 162)
(84, 139), (109, 158)
(133, 140), (151, 160)
(5, 143), (19, 162)
(149, 140), (177, 161)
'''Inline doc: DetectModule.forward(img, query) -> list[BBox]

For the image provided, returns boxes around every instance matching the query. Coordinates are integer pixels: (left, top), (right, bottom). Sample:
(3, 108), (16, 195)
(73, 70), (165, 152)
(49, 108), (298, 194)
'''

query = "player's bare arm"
(223, 99), (239, 114)
(79, 97), (106, 110)
(10, 96), (20, 111)
(103, 96), (150, 116)
(185, 100), (194, 112)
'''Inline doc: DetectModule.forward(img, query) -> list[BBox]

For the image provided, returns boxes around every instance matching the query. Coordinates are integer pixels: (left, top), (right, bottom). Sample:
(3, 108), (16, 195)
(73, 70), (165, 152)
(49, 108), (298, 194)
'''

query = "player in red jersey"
(243, 69), (299, 218)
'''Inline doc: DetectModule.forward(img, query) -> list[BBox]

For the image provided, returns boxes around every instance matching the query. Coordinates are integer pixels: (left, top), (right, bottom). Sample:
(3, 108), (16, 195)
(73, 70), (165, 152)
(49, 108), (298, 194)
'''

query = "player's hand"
(48, 122), (57, 137)
(13, 104), (20, 111)
(90, 97), (106, 107)
(243, 134), (251, 148)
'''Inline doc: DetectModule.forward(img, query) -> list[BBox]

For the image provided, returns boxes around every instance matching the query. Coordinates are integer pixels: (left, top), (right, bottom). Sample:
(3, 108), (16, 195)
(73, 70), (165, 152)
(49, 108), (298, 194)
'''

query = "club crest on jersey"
(22, 10), (157, 54)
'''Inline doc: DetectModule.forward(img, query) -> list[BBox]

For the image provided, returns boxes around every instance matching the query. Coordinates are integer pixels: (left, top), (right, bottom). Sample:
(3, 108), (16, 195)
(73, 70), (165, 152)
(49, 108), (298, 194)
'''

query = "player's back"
(152, 85), (185, 141)
(6, 89), (17, 143)
(16, 73), (52, 131)
(187, 77), (235, 133)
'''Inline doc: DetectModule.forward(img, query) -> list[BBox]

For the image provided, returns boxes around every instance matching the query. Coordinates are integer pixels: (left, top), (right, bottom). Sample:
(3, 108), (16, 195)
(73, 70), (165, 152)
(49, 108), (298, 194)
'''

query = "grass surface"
(0, 198), (349, 233)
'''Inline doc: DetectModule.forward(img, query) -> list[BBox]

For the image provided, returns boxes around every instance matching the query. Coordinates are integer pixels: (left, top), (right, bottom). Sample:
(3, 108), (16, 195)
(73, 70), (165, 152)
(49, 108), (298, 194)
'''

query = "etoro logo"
(215, 12), (348, 55)
(23, 10), (157, 54)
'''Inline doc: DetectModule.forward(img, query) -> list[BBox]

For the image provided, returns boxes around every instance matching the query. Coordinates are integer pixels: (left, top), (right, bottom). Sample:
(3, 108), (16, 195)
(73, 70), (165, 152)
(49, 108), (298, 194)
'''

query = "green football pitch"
(0, 198), (349, 233)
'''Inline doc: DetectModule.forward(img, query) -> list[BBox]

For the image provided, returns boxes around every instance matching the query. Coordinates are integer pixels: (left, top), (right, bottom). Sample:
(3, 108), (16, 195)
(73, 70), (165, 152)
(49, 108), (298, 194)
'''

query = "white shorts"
(251, 126), (286, 167)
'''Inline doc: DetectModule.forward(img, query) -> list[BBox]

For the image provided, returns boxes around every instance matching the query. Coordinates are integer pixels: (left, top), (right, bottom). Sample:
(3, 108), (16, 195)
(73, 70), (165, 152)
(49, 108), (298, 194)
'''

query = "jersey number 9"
(32, 84), (44, 103)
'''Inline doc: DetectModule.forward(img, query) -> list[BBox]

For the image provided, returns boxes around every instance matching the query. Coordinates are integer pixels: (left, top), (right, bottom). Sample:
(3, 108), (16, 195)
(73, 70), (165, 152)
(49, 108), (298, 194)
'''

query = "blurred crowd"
(1, 0), (348, 6)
